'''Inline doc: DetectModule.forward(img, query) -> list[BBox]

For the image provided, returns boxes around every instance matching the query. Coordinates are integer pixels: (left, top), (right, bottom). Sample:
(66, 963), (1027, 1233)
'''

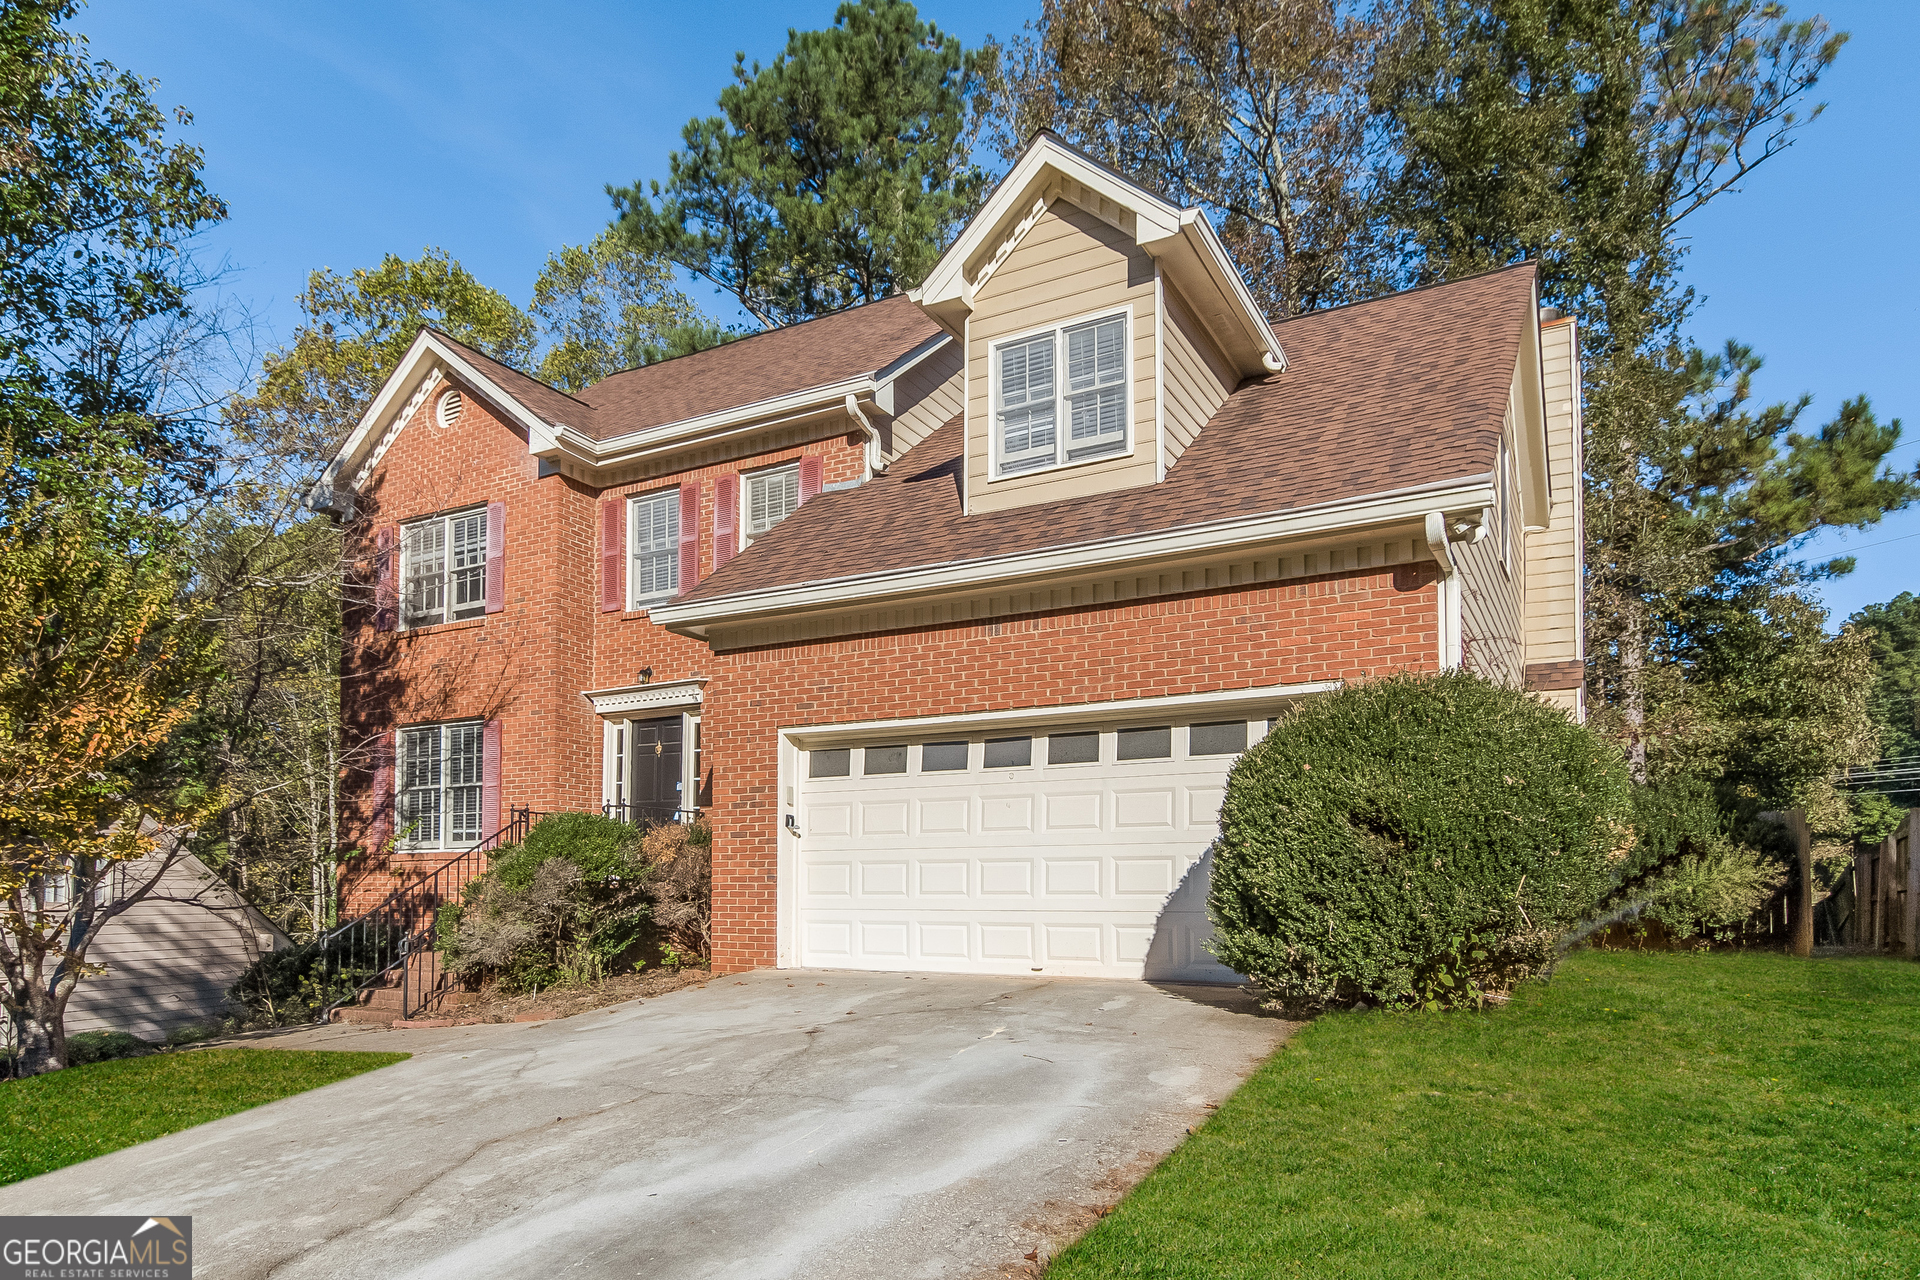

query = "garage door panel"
(981, 796), (1034, 831)
(860, 801), (908, 836)
(797, 719), (1264, 981)
(860, 862), (908, 896)
(917, 861), (968, 895)
(1043, 858), (1102, 895)
(1114, 789), (1174, 828)
(979, 860), (1033, 895)
(980, 924), (1034, 959)
(917, 798), (970, 834)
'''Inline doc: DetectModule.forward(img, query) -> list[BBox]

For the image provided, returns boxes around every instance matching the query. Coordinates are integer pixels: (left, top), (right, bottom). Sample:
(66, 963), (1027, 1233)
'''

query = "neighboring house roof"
(669, 263), (1538, 609)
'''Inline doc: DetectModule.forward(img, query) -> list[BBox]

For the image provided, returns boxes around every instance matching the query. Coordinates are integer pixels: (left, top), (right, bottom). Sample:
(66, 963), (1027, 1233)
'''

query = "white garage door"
(795, 717), (1267, 982)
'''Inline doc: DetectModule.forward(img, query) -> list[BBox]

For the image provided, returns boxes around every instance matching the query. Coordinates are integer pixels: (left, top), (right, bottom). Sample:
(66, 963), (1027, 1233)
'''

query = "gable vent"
(435, 389), (464, 428)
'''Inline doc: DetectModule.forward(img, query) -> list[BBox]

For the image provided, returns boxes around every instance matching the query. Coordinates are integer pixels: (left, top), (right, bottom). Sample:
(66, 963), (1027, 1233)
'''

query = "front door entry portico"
(627, 715), (684, 822)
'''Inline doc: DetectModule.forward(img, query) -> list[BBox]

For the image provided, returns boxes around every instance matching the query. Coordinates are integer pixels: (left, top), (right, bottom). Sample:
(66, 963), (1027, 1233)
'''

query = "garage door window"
(984, 736), (1032, 768)
(1116, 726), (1172, 760)
(810, 748), (851, 778)
(1189, 721), (1249, 756)
(922, 741), (969, 771)
(1048, 731), (1099, 764)
(864, 745), (908, 775)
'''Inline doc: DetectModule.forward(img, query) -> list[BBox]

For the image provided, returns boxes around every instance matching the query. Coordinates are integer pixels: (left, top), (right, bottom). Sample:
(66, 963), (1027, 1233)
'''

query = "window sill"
(399, 616), (488, 638)
(991, 441), (1133, 484)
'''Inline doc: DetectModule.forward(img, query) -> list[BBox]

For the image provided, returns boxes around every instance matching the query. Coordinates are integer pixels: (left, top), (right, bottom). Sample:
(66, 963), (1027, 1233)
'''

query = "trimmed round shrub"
(1209, 670), (1631, 1012)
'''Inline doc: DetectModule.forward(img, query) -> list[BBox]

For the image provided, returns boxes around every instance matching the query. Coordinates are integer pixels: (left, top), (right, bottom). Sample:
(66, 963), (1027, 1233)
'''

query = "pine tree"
(610, 0), (991, 329)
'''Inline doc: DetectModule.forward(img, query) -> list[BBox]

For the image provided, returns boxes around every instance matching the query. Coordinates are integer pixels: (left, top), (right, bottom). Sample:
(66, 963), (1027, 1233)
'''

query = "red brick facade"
(695, 565), (1441, 970)
(336, 376), (868, 915)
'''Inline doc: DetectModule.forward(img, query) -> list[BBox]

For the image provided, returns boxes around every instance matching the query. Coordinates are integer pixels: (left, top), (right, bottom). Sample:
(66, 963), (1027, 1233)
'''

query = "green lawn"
(1053, 951), (1920, 1279)
(0, 1047), (408, 1186)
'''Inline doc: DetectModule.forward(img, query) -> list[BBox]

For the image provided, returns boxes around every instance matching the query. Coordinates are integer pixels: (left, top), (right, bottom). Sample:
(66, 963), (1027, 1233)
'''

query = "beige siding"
(966, 200), (1159, 515)
(1456, 391), (1525, 686)
(885, 341), (963, 460)
(1161, 284), (1238, 471)
(63, 853), (285, 1039)
(1525, 319), (1584, 670)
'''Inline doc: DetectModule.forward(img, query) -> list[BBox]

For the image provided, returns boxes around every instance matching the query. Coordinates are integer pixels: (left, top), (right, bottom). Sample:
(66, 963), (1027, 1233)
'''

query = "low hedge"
(1209, 670), (1632, 1011)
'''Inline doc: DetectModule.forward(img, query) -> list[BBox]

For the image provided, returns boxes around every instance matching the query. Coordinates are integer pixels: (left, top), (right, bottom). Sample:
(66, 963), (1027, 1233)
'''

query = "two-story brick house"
(309, 134), (1585, 983)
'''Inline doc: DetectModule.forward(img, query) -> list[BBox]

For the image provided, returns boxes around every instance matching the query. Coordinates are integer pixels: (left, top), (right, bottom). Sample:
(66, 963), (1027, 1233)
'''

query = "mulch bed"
(394, 967), (712, 1027)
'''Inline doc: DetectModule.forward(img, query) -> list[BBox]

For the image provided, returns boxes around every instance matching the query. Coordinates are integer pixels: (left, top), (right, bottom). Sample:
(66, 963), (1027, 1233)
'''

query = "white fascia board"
(1157, 213), (1287, 372)
(307, 330), (570, 509)
(782, 678), (1341, 749)
(650, 474), (1497, 632)
(541, 374), (878, 469)
(914, 137), (1184, 311)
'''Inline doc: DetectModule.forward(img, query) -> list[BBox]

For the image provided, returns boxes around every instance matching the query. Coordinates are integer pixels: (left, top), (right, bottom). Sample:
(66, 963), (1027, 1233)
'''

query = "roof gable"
(910, 133), (1285, 378)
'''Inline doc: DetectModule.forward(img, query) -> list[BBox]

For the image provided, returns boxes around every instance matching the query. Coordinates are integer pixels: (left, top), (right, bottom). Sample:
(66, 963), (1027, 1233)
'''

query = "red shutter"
(484, 501), (506, 615)
(677, 482), (700, 594)
(600, 497), (624, 612)
(798, 455), (823, 505)
(482, 719), (502, 839)
(369, 731), (395, 853)
(373, 525), (398, 631)
(713, 474), (739, 570)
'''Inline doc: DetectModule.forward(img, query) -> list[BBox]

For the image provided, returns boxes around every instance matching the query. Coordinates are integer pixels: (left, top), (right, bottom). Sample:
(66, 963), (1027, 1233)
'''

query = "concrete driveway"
(2, 969), (1291, 1279)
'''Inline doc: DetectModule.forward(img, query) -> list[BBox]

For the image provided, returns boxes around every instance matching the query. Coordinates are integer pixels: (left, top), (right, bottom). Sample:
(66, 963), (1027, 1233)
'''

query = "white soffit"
(908, 133), (1285, 377)
(585, 678), (708, 718)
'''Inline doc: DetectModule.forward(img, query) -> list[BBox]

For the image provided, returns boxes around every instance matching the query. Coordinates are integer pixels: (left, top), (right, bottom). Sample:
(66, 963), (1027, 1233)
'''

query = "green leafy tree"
(1849, 593), (1920, 763)
(1377, 1), (1908, 791)
(0, 0), (226, 493)
(611, 0), (992, 328)
(985, 0), (1393, 318)
(530, 231), (708, 391)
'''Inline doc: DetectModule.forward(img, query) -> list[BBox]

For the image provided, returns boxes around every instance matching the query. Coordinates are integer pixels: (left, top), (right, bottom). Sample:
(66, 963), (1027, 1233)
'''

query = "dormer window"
(993, 311), (1128, 478)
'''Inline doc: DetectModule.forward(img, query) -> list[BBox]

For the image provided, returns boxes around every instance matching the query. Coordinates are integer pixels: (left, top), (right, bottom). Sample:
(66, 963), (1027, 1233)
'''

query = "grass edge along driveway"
(1051, 951), (1920, 1279)
(1, 1048), (409, 1186)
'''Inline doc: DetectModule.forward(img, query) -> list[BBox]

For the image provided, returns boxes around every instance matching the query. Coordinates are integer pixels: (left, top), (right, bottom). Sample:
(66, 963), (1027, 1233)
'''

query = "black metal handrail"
(315, 802), (701, 1023)
(314, 805), (535, 1023)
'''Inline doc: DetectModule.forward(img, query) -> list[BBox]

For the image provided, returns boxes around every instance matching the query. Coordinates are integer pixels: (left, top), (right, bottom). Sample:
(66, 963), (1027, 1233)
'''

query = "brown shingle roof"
(429, 294), (941, 442)
(675, 263), (1537, 606)
(574, 295), (941, 439)
(431, 332), (598, 435)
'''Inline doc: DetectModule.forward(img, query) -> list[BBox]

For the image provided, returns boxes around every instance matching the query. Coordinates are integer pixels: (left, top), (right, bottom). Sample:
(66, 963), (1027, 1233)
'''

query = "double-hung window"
(995, 312), (1127, 477)
(746, 464), (800, 539)
(402, 508), (487, 627)
(398, 722), (484, 849)
(629, 489), (679, 604)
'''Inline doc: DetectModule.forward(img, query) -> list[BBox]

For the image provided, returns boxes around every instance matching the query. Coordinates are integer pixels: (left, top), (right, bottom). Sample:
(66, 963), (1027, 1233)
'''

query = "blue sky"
(83, 0), (1918, 625)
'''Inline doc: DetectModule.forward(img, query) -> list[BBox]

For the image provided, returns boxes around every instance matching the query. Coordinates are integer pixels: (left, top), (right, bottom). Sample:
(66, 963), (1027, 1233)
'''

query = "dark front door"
(628, 715), (684, 822)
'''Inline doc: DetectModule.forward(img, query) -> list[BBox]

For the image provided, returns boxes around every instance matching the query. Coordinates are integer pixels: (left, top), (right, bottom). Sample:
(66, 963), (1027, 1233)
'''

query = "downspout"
(1425, 511), (1463, 671)
(846, 395), (886, 481)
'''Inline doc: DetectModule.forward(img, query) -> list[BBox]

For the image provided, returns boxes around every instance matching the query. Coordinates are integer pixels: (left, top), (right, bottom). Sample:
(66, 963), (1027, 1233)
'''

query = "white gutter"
(845, 394), (886, 477)
(652, 474), (1496, 634)
(534, 374), (878, 469)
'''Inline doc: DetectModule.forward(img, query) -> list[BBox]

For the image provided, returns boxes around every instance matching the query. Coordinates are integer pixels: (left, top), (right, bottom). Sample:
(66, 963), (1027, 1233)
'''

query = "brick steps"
(328, 952), (478, 1026)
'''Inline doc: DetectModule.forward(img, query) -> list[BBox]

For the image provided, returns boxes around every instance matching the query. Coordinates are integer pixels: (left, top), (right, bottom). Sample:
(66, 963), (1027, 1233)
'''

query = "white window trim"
(742, 461), (802, 547)
(399, 504), (489, 630)
(395, 719), (487, 851)
(987, 302), (1135, 483)
(627, 487), (681, 610)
